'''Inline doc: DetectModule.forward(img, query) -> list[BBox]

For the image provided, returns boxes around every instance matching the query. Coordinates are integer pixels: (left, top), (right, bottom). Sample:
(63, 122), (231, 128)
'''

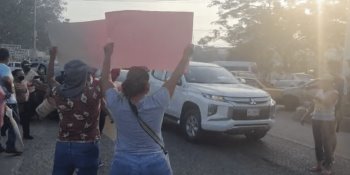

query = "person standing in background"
(21, 60), (41, 119)
(21, 60), (38, 93)
(308, 76), (339, 175)
(12, 69), (33, 140)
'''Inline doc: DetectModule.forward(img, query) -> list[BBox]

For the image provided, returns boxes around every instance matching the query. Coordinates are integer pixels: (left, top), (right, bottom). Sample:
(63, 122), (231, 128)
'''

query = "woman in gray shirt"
(100, 43), (192, 175)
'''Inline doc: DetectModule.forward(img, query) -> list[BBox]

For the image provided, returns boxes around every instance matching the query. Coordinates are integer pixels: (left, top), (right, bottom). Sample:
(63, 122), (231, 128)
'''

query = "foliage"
(199, 0), (349, 74)
(0, 0), (66, 51)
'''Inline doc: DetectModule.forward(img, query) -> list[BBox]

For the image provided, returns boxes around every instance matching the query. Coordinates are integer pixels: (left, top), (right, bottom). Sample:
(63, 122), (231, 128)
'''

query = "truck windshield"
(225, 66), (249, 72)
(31, 63), (39, 68)
(185, 66), (240, 84)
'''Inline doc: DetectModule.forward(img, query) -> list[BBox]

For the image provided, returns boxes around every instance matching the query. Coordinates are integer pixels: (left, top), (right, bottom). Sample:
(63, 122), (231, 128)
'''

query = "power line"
(193, 29), (233, 31)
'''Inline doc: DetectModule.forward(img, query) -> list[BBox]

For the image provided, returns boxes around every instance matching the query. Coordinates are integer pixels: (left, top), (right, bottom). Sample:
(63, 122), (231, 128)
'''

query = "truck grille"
(229, 107), (271, 120)
(224, 97), (270, 105)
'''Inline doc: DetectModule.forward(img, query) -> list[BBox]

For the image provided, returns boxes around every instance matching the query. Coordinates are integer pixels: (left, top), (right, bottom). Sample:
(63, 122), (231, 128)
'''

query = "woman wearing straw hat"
(48, 47), (103, 175)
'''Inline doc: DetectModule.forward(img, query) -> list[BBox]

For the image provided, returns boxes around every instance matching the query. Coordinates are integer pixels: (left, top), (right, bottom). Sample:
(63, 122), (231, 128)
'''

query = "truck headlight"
(202, 93), (226, 102)
(208, 104), (218, 116)
(270, 99), (276, 118)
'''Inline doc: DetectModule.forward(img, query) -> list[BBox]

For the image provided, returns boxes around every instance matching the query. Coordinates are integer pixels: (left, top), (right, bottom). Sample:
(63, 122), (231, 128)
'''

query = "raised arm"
(101, 43), (115, 95)
(48, 47), (59, 87)
(163, 44), (193, 97)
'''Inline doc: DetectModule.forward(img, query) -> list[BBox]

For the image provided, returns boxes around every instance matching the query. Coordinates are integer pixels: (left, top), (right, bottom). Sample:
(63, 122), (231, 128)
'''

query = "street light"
(342, 0), (350, 95)
(33, 0), (37, 58)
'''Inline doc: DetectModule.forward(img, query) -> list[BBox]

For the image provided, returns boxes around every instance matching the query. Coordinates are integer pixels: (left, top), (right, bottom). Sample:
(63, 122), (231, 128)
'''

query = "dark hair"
(0, 48), (10, 61)
(12, 69), (23, 77)
(122, 67), (149, 99)
(21, 60), (31, 68)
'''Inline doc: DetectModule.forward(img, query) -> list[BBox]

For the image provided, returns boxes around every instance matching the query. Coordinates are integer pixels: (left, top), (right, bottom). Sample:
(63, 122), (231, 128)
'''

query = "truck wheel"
(283, 95), (299, 111)
(181, 109), (202, 142)
(245, 130), (267, 141)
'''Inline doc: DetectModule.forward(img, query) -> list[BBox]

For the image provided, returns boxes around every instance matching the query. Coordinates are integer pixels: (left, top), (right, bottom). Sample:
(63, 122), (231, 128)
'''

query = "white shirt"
(24, 69), (38, 93)
(312, 89), (338, 121)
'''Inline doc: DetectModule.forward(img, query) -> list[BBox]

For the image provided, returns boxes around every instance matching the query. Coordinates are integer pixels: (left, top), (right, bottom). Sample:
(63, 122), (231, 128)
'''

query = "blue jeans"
(4, 104), (19, 150)
(52, 141), (99, 175)
(109, 152), (172, 175)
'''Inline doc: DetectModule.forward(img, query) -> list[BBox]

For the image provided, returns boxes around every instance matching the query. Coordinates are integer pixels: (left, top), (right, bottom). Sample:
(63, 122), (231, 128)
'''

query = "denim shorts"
(109, 151), (173, 175)
(52, 141), (99, 175)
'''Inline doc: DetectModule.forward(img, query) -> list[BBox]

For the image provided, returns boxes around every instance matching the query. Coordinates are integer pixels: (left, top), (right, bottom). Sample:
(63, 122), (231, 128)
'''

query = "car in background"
(238, 76), (283, 104)
(116, 69), (128, 83)
(271, 73), (314, 89)
(212, 61), (258, 75)
(293, 73), (314, 82)
(230, 71), (257, 79)
(8, 62), (22, 71)
(281, 79), (320, 111)
(31, 62), (47, 75)
(112, 69), (128, 88)
(149, 62), (276, 142)
(31, 61), (63, 78)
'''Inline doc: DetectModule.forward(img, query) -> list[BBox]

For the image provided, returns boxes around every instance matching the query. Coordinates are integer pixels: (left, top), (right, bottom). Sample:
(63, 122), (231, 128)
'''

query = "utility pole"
(342, 0), (350, 95)
(33, 0), (37, 58)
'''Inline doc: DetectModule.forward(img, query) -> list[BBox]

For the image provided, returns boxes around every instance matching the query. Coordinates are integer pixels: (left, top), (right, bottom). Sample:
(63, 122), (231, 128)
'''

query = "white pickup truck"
(149, 62), (276, 141)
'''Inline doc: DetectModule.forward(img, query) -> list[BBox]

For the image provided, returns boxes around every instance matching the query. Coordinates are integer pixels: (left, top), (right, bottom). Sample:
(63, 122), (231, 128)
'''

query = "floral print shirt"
(52, 81), (102, 142)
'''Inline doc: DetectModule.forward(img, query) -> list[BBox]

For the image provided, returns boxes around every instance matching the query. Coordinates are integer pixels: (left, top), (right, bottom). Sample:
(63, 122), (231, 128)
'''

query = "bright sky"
(64, 0), (224, 45)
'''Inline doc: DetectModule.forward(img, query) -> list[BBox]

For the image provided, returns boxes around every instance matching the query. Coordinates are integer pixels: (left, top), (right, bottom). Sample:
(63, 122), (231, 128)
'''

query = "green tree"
(0, 0), (66, 51)
(199, 0), (348, 74)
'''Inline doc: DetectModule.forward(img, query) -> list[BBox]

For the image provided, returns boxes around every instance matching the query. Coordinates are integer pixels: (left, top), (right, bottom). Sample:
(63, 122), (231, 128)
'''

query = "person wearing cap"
(21, 60), (37, 85)
(21, 60), (38, 96)
(48, 47), (103, 175)
(306, 76), (338, 175)
(100, 43), (192, 175)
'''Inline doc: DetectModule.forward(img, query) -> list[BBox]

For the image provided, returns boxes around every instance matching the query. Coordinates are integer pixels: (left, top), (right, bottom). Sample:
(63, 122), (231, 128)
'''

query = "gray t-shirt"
(106, 87), (170, 154)
(0, 64), (17, 104)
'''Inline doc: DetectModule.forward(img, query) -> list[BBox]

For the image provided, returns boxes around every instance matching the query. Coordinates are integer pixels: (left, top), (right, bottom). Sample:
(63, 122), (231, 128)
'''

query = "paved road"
(164, 126), (350, 175)
(0, 118), (114, 175)
(1, 111), (350, 175)
(269, 110), (350, 160)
